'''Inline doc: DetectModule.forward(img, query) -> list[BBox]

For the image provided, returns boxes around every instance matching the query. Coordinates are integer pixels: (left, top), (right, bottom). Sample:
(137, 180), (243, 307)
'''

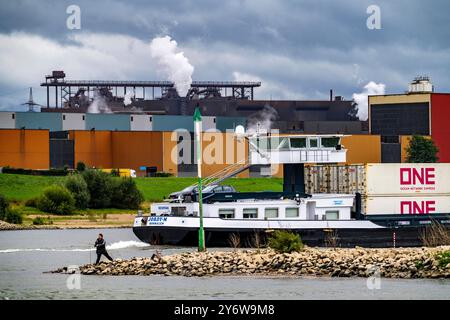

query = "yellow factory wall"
(201, 132), (249, 178)
(111, 131), (164, 176)
(0, 129), (49, 169)
(70, 131), (167, 176)
(69, 130), (113, 169)
(162, 131), (178, 176)
(341, 135), (381, 164)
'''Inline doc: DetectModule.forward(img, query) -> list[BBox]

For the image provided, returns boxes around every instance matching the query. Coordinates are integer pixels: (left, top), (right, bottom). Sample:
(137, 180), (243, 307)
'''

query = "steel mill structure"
(1, 73), (450, 176)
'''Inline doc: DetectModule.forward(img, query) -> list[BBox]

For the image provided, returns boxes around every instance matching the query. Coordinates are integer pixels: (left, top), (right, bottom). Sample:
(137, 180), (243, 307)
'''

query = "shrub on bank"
(37, 185), (75, 215)
(65, 174), (90, 209)
(268, 230), (304, 253)
(2, 166), (70, 176)
(32, 216), (53, 225)
(76, 161), (86, 172)
(4, 208), (23, 224)
(110, 178), (144, 209)
(25, 197), (39, 208)
(82, 170), (112, 208)
(154, 172), (173, 177)
(0, 194), (8, 221)
(435, 250), (450, 268)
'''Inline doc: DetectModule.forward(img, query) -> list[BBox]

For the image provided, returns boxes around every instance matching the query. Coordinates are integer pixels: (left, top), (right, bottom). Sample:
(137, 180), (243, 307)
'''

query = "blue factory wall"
(15, 112), (62, 131)
(0, 112), (239, 132)
(85, 114), (131, 131)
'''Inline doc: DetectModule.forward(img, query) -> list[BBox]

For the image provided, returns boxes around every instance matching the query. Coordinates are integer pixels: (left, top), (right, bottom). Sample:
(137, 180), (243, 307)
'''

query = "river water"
(0, 228), (449, 300)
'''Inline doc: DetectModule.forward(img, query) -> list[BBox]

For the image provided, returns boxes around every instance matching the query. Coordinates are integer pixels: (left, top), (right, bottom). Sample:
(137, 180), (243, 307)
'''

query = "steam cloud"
(87, 90), (112, 114)
(247, 104), (279, 134)
(150, 36), (194, 97)
(124, 92), (133, 106)
(352, 81), (386, 120)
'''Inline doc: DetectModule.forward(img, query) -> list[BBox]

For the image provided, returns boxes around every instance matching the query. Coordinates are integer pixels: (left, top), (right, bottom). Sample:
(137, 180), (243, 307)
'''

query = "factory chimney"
(330, 89), (333, 101)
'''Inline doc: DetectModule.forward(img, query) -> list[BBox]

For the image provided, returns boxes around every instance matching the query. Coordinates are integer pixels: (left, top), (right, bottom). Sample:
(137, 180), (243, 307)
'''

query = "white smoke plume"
(124, 91), (133, 106)
(352, 81), (386, 121)
(149, 36), (194, 97)
(87, 90), (112, 114)
(247, 104), (279, 135)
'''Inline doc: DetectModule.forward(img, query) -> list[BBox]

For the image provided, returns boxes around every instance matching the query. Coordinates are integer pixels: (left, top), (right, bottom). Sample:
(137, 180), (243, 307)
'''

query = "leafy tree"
(110, 178), (144, 209)
(405, 135), (439, 163)
(82, 170), (112, 208)
(65, 174), (90, 209)
(37, 185), (75, 215)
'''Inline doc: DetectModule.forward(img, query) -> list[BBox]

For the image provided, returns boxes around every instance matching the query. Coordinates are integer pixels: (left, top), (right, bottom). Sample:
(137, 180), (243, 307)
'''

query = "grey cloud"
(0, 0), (449, 110)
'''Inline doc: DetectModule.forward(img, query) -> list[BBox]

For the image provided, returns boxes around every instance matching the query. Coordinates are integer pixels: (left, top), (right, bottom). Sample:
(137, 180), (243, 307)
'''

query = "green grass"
(0, 173), (283, 203)
(0, 174), (66, 201)
(18, 205), (137, 216)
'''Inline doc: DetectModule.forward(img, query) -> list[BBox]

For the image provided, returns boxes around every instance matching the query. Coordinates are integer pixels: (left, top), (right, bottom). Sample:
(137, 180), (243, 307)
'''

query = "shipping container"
(363, 195), (450, 215)
(365, 163), (450, 195)
(305, 164), (365, 194)
(305, 163), (450, 196)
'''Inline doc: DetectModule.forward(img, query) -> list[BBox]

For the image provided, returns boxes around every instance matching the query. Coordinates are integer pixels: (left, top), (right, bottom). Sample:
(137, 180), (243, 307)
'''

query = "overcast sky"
(0, 0), (449, 111)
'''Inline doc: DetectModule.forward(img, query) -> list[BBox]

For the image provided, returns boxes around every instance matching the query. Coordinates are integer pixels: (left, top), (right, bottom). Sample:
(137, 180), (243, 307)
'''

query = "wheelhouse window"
(321, 137), (340, 148)
(285, 207), (299, 218)
(265, 208), (279, 219)
(308, 138), (318, 148)
(290, 138), (306, 148)
(325, 210), (339, 220)
(219, 209), (235, 219)
(243, 208), (258, 219)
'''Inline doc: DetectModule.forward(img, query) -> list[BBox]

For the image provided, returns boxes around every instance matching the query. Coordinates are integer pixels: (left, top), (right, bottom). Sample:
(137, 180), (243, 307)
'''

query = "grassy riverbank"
(0, 173), (283, 228)
(0, 173), (283, 202)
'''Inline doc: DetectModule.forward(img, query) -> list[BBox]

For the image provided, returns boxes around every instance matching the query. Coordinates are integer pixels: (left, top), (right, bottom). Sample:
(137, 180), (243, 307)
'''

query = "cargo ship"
(133, 133), (450, 247)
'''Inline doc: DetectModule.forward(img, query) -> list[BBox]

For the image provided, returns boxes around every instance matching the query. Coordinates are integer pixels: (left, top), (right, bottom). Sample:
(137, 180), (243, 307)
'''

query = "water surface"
(0, 229), (449, 300)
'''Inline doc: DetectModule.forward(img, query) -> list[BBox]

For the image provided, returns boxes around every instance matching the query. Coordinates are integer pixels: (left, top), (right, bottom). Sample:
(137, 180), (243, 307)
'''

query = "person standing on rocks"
(94, 233), (113, 265)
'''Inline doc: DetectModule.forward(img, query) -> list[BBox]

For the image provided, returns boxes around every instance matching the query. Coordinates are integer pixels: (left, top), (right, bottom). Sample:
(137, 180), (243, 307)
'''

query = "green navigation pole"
(194, 106), (206, 252)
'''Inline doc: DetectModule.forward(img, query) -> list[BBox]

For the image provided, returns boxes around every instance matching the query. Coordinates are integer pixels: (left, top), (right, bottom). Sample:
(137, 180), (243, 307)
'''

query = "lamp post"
(194, 106), (205, 252)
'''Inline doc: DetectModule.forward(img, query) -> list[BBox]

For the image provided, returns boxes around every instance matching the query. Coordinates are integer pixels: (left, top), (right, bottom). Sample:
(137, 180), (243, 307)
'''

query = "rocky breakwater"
(53, 246), (450, 279)
(0, 221), (35, 230)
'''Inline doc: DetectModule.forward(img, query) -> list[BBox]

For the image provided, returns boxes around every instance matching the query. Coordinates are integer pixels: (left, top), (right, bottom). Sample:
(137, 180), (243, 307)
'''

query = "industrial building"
(1, 74), (449, 176)
(37, 70), (364, 134)
(0, 128), (406, 177)
(369, 76), (450, 162)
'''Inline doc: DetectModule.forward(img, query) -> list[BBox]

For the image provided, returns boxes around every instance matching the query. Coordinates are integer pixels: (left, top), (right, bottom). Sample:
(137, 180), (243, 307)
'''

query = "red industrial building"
(369, 77), (450, 163)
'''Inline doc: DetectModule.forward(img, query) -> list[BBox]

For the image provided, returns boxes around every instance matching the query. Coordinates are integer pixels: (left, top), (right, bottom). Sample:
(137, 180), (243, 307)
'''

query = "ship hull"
(132, 225), (430, 248)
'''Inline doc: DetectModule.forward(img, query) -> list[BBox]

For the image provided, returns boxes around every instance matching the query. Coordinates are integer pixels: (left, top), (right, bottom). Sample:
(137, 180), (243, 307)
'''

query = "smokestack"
(329, 89), (333, 102)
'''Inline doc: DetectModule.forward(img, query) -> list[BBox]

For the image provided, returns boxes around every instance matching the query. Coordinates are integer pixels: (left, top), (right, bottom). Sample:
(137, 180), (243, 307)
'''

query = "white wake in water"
(0, 240), (149, 254)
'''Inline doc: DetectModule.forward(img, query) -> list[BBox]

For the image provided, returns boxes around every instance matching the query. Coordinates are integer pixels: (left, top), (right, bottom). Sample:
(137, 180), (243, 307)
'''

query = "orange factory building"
(0, 129), (49, 170)
(0, 128), (419, 177)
